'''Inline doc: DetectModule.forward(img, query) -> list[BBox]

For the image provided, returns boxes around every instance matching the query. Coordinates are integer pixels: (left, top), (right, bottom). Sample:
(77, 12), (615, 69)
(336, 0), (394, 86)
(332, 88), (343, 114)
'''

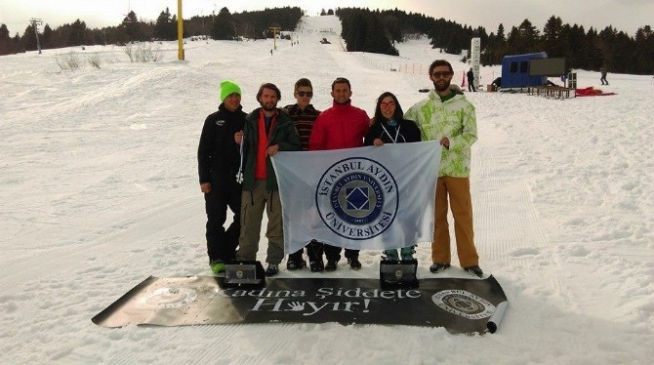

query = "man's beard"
(434, 79), (451, 92)
(261, 102), (277, 111)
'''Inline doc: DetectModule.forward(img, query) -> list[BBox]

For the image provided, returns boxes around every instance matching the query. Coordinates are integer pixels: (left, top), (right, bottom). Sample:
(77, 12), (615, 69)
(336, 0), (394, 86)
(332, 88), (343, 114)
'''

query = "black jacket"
(364, 118), (422, 145)
(197, 104), (247, 185)
(241, 108), (301, 192)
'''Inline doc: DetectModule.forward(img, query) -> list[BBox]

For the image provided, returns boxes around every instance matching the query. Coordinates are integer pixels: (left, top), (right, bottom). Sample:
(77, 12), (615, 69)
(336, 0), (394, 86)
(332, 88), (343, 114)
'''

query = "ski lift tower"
(30, 18), (43, 54)
(269, 26), (281, 50)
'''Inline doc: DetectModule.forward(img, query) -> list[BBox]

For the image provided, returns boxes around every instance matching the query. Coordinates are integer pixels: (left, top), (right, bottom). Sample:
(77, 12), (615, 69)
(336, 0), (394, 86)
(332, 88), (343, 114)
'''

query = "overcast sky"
(1, 0), (650, 36)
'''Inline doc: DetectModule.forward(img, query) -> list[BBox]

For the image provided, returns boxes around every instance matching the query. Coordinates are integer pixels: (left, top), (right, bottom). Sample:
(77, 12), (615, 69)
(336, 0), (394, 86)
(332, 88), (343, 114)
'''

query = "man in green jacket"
(234, 83), (301, 277)
(404, 59), (483, 278)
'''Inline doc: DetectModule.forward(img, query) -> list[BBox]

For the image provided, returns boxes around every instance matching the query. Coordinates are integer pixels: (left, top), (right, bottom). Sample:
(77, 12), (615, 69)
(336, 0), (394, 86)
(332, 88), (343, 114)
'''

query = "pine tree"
(496, 24), (506, 43)
(0, 23), (13, 55)
(344, 12), (367, 51)
(634, 26), (654, 74)
(581, 28), (600, 70)
(42, 24), (53, 48)
(154, 8), (176, 41)
(542, 16), (564, 57)
(20, 24), (37, 51)
(211, 7), (236, 40)
(565, 24), (586, 68)
(68, 19), (87, 46)
(122, 11), (143, 42)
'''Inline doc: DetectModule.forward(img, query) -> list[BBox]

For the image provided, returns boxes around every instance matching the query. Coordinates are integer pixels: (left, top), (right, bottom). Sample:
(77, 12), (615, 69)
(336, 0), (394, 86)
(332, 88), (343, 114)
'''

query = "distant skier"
(467, 68), (476, 92)
(600, 67), (609, 85)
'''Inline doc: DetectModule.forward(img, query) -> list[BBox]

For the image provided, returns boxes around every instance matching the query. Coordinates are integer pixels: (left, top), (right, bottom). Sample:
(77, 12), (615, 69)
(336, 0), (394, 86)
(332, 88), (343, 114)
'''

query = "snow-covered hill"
(1, 15), (652, 364)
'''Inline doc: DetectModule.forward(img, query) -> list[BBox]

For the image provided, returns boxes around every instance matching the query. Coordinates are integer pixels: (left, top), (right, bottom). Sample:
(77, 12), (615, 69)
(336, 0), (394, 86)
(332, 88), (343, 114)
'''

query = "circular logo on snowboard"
(316, 158), (398, 240)
(432, 290), (495, 320)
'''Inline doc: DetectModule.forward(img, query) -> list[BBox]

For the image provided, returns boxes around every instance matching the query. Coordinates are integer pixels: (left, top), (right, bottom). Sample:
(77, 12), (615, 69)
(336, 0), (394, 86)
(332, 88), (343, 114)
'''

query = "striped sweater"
(283, 104), (321, 151)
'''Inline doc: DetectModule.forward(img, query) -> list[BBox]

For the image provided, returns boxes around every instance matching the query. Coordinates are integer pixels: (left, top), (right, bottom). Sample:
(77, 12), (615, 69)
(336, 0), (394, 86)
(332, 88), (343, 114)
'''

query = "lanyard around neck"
(380, 122), (401, 143)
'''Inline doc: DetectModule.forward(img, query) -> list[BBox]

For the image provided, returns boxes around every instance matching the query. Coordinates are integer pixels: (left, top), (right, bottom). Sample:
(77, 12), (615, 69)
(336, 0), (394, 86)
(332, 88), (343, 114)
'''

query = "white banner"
(271, 141), (441, 253)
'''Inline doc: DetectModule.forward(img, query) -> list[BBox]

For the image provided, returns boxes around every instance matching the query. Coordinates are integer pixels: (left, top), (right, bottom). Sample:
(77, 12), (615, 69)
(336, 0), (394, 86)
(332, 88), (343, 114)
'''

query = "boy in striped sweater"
(282, 78), (323, 271)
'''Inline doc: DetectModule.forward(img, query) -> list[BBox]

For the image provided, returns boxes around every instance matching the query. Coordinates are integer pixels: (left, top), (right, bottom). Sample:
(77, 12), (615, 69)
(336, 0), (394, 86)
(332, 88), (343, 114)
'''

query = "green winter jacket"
(404, 90), (477, 178)
(241, 108), (301, 192)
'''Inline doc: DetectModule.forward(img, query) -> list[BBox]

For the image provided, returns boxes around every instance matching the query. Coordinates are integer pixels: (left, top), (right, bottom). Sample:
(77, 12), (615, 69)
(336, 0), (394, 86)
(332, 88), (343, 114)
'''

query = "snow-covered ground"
(1, 15), (652, 364)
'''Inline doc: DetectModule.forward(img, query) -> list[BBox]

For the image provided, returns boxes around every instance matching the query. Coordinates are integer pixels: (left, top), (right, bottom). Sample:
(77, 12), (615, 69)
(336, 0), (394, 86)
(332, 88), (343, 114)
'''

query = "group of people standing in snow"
(197, 59), (484, 279)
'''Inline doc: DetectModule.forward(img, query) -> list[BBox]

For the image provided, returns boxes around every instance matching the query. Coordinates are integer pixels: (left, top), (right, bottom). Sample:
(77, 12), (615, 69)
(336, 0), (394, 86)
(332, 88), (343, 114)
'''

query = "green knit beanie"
(220, 80), (241, 102)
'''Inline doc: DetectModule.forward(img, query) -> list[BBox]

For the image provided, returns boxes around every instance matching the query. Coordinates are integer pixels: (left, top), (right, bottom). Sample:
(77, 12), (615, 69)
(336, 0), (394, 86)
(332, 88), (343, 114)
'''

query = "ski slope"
(0, 15), (652, 364)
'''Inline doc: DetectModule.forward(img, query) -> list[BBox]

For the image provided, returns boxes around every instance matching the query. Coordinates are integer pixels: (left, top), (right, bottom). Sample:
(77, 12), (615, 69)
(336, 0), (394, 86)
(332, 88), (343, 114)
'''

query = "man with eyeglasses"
(404, 60), (484, 278)
(309, 77), (371, 271)
(282, 78), (322, 271)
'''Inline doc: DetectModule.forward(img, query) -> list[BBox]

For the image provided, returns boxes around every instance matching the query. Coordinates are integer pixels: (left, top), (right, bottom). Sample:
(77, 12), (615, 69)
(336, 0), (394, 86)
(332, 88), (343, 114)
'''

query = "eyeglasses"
(297, 91), (313, 97)
(432, 71), (453, 79)
(380, 101), (396, 109)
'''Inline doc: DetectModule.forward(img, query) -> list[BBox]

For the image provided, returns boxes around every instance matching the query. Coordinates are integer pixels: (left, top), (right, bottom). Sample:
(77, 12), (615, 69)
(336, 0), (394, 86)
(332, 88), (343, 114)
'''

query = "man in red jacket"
(308, 77), (370, 271)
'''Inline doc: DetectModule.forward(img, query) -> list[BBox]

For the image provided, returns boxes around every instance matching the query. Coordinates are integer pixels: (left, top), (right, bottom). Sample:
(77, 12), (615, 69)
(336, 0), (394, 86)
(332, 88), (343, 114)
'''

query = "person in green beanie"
(198, 80), (247, 274)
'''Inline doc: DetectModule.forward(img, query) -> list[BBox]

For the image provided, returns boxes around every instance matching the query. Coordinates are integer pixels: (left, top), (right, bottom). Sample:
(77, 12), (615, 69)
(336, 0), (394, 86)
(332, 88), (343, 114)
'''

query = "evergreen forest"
(1, 6), (651, 75)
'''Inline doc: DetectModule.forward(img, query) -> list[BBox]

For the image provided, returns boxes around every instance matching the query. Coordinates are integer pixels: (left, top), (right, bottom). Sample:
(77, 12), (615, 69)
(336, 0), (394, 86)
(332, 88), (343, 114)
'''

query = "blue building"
(501, 52), (548, 90)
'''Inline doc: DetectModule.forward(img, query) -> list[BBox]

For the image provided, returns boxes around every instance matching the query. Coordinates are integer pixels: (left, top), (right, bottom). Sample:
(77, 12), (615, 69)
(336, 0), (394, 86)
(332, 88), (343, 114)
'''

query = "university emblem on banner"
(315, 158), (399, 240)
(431, 290), (496, 320)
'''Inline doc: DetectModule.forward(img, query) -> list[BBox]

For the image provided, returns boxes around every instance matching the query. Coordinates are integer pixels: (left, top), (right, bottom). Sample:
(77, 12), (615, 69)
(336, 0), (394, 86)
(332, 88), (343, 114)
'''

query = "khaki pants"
(432, 176), (479, 267)
(236, 180), (284, 265)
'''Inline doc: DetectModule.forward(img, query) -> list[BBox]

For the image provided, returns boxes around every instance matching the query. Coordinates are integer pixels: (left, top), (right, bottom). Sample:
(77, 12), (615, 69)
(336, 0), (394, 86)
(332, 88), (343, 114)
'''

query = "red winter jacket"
(308, 100), (370, 151)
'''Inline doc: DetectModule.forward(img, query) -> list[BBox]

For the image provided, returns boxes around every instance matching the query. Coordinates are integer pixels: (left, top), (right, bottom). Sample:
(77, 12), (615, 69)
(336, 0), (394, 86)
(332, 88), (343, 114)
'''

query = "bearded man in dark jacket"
(234, 83), (302, 277)
(198, 80), (247, 274)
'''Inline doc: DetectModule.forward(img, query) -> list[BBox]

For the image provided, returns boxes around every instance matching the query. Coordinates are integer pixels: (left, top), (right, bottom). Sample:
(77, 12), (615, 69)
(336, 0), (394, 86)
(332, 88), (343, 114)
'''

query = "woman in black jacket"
(364, 91), (421, 261)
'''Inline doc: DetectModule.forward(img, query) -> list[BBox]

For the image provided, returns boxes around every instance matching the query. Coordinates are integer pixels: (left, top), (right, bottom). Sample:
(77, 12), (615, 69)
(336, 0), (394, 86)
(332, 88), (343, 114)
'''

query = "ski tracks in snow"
(471, 93), (652, 360)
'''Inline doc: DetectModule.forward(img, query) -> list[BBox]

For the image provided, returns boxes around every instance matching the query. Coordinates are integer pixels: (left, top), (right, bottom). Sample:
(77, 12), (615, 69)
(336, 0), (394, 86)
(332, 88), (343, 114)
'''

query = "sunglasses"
(297, 91), (313, 97)
(432, 71), (453, 79)
(380, 101), (396, 109)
